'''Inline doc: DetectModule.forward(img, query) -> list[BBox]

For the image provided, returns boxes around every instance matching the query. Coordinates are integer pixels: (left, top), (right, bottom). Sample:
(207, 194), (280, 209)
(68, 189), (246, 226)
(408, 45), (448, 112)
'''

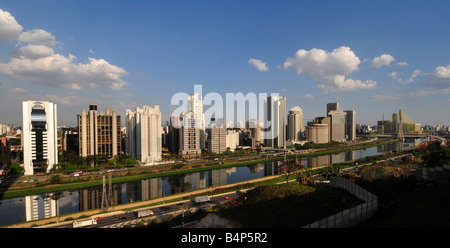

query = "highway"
(53, 191), (240, 228)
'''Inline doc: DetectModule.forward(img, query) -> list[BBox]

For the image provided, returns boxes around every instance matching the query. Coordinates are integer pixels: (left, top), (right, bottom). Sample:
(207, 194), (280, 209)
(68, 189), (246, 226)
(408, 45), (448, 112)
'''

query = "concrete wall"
(303, 177), (378, 228)
(415, 165), (450, 182)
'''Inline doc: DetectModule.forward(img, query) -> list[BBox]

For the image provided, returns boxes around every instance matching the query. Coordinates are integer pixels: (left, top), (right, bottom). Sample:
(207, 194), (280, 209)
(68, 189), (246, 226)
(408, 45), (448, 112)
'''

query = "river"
(0, 139), (419, 226)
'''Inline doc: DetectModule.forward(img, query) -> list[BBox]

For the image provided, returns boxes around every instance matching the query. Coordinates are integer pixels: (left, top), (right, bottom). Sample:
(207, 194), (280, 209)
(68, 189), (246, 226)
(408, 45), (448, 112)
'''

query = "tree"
(0, 153), (10, 169)
(296, 168), (314, 186)
(280, 158), (304, 184)
(9, 163), (24, 176)
(423, 141), (446, 167)
(320, 165), (341, 180)
(49, 174), (62, 184)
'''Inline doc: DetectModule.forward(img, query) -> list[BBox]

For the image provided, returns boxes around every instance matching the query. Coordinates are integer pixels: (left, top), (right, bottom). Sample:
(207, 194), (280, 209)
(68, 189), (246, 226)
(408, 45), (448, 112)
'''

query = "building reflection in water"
(25, 194), (57, 221)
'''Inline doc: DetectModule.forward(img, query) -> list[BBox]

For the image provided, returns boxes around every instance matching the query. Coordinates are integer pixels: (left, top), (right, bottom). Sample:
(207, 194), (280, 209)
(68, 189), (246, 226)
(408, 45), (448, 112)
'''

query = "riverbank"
(4, 138), (412, 228)
(0, 138), (397, 199)
(5, 174), (283, 228)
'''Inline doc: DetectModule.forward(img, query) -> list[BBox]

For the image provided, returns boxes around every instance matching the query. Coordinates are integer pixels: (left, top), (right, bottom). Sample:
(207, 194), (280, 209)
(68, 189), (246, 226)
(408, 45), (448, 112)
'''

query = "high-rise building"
(345, 110), (356, 141)
(207, 118), (227, 154)
(306, 124), (329, 144)
(314, 116), (331, 142)
(167, 116), (180, 153)
(264, 95), (286, 148)
(126, 105), (162, 164)
(77, 104), (121, 158)
(328, 110), (347, 142)
(326, 102), (347, 142)
(247, 119), (263, 147)
(22, 101), (58, 175)
(188, 93), (205, 150)
(327, 102), (339, 114)
(178, 112), (201, 158)
(288, 106), (304, 141)
(226, 129), (239, 151)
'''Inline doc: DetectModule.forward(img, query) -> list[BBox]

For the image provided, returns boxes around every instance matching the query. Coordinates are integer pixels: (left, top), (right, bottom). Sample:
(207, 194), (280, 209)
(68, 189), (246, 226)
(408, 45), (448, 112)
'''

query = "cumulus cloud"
(0, 9), (23, 42)
(282, 46), (376, 92)
(430, 65), (450, 79)
(408, 65), (450, 97)
(12, 44), (54, 59)
(371, 54), (395, 68)
(18, 29), (57, 46)
(0, 8), (129, 91)
(248, 58), (268, 71)
(387, 69), (421, 84)
(0, 55), (129, 90)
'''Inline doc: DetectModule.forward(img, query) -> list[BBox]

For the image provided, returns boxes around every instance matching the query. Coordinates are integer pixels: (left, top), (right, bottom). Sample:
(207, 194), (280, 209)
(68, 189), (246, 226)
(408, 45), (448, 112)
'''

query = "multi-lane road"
(52, 191), (240, 228)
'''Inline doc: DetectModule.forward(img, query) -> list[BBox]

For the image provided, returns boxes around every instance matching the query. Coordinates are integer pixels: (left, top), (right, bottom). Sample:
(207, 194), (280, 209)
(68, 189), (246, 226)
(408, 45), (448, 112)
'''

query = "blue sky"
(0, 0), (449, 127)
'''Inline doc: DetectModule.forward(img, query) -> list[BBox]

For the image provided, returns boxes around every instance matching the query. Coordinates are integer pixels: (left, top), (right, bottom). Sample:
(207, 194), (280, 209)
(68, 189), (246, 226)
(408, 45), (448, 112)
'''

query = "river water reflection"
(0, 140), (415, 226)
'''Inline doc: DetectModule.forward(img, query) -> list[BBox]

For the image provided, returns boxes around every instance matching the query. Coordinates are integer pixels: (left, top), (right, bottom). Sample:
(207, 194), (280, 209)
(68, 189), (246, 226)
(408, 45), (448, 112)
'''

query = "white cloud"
(297, 93), (314, 100)
(0, 9), (23, 42)
(304, 93), (314, 98)
(407, 65), (450, 98)
(371, 54), (395, 68)
(409, 88), (450, 97)
(18, 29), (57, 46)
(13, 44), (54, 59)
(89, 49), (95, 55)
(282, 46), (376, 92)
(430, 65), (450, 79)
(248, 58), (268, 72)
(0, 54), (129, 90)
(0, 8), (129, 91)
(387, 69), (421, 84)
(397, 61), (408, 66)
(334, 75), (377, 91)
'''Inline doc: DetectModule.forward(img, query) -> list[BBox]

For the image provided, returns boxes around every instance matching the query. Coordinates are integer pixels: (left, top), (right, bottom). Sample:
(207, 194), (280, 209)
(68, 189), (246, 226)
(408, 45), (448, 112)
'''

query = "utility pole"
(101, 176), (108, 213)
(397, 109), (404, 141)
(108, 173), (113, 210)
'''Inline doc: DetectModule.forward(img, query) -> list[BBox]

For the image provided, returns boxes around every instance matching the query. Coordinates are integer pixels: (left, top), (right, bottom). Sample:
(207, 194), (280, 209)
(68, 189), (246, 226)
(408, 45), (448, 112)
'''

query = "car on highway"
(70, 171), (84, 177)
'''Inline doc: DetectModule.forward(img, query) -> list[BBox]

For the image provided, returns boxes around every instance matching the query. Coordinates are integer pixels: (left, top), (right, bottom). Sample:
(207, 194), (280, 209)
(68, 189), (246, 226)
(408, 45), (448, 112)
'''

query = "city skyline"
(0, 1), (449, 126)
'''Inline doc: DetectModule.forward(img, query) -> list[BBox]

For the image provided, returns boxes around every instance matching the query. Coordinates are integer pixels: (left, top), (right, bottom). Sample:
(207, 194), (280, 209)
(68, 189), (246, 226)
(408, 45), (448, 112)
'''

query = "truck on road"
(135, 209), (154, 218)
(73, 219), (97, 228)
(193, 195), (210, 204)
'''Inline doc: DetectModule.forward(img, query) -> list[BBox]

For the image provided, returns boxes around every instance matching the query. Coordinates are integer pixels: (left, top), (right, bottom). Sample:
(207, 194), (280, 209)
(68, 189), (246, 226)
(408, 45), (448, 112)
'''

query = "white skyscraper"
(126, 105), (162, 164)
(22, 101), (58, 175)
(187, 93), (205, 149)
(288, 106), (304, 141)
(264, 95), (286, 148)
